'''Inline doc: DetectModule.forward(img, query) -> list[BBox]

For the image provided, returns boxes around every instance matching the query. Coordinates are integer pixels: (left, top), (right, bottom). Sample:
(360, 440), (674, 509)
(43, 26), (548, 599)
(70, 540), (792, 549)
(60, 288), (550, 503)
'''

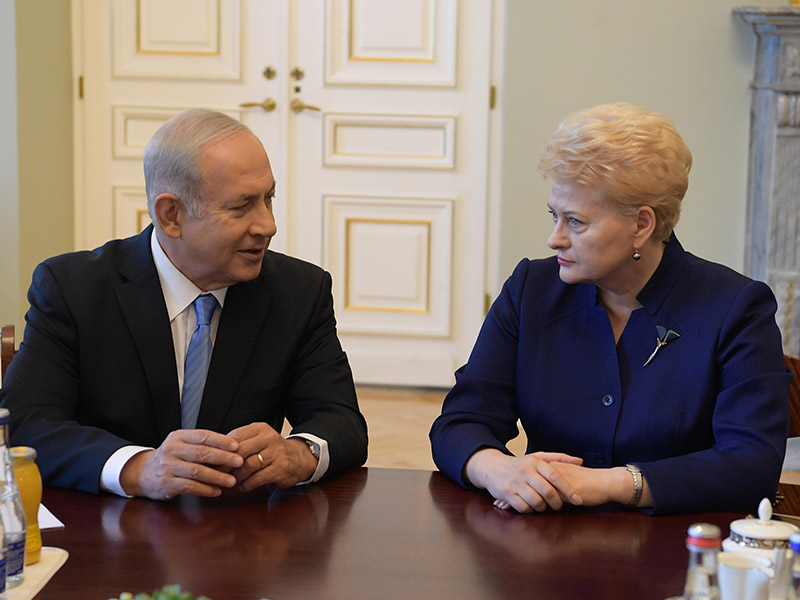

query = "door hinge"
(78, 76), (84, 99)
(489, 85), (496, 110)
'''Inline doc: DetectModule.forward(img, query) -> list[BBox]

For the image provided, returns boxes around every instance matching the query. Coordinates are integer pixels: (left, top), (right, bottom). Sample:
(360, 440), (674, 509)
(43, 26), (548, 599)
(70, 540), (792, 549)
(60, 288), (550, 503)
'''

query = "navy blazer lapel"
(198, 263), (274, 432)
(114, 226), (182, 439)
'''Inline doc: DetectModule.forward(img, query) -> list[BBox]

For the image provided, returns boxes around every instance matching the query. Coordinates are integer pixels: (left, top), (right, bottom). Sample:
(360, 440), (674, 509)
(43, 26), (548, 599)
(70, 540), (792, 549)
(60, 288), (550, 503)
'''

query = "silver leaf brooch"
(643, 325), (680, 367)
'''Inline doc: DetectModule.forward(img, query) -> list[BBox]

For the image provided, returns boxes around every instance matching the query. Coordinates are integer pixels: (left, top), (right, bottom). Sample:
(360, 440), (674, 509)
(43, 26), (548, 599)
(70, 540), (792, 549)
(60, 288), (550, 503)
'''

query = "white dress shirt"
(99, 230), (328, 496)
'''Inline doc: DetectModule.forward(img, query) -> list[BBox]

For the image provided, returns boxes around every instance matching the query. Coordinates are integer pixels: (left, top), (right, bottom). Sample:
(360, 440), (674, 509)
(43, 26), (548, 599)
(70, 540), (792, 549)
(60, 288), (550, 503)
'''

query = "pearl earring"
(633, 248), (641, 261)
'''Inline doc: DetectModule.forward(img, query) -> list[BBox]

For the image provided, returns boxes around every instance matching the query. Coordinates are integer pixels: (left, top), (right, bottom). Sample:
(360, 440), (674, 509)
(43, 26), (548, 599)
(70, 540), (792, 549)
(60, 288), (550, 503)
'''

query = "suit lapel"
(114, 226), (182, 439)
(198, 263), (274, 432)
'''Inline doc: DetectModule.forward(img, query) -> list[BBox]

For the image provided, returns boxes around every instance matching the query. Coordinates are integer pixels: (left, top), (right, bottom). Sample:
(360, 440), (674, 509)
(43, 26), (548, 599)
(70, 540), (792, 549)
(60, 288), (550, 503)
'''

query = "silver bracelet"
(625, 464), (643, 508)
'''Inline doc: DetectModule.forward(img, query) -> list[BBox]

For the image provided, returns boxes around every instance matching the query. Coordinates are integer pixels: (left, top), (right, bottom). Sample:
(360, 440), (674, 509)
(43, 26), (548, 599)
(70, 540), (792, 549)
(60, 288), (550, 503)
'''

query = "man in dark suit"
(0, 109), (368, 500)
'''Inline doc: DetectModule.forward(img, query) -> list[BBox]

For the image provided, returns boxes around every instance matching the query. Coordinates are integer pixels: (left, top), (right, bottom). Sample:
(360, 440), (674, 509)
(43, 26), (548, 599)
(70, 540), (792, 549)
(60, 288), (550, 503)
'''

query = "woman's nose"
(547, 222), (566, 250)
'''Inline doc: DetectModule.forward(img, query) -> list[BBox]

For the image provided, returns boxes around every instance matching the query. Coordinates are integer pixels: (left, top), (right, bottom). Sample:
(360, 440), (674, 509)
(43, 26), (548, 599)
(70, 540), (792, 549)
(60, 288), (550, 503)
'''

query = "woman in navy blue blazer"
(430, 103), (791, 515)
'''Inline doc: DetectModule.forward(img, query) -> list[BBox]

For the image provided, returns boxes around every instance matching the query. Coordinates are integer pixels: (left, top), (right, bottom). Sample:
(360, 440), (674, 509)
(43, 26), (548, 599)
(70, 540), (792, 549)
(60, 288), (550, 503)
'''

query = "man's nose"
(251, 200), (277, 237)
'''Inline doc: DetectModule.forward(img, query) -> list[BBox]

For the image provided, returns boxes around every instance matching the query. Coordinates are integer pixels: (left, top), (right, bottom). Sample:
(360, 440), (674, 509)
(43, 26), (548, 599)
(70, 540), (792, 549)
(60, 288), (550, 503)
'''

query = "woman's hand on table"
(464, 449), (584, 513)
(546, 462), (653, 508)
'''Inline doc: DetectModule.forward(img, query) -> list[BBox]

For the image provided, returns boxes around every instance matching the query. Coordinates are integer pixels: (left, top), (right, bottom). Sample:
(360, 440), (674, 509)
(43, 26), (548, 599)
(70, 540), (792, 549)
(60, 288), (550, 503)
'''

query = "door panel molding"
(323, 113), (456, 169)
(325, 0), (457, 86)
(323, 194), (453, 338)
(112, 0), (242, 80)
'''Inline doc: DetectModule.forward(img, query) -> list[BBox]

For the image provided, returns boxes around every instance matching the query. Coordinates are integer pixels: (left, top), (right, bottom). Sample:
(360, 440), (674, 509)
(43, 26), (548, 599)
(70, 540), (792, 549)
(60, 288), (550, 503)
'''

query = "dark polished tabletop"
(38, 467), (742, 599)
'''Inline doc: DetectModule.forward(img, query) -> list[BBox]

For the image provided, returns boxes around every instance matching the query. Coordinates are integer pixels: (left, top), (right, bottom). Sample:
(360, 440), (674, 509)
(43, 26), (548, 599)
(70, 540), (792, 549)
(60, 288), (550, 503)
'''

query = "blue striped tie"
(181, 294), (218, 429)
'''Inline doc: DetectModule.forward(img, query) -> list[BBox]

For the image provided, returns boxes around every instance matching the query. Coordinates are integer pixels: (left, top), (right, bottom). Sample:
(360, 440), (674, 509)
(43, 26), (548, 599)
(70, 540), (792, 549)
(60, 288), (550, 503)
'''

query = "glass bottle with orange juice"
(9, 447), (40, 566)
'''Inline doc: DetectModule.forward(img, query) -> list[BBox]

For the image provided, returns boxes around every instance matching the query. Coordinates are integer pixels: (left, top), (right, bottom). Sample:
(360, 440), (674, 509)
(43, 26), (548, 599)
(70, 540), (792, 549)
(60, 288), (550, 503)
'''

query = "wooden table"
(38, 468), (741, 599)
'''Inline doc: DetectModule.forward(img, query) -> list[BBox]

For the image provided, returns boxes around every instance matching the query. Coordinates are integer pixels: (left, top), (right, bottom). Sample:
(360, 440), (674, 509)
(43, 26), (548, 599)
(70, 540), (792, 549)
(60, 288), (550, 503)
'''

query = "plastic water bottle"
(0, 518), (6, 599)
(678, 523), (721, 600)
(790, 531), (800, 599)
(0, 409), (25, 588)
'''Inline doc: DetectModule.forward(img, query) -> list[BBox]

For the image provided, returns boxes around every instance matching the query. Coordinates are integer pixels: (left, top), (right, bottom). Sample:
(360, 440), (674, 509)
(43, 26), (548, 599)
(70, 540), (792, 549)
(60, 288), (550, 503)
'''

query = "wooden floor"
(356, 385), (528, 470)
(283, 385), (527, 470)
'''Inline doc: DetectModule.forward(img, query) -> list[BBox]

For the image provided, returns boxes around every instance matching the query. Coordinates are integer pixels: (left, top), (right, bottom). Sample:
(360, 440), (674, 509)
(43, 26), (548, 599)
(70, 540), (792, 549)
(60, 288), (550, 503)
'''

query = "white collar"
(150, 229), (227, 321)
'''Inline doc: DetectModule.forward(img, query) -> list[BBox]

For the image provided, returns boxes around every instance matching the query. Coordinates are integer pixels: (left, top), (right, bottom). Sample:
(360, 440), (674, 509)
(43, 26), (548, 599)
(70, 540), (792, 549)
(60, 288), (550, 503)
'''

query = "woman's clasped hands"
(465, 449), (646, 513)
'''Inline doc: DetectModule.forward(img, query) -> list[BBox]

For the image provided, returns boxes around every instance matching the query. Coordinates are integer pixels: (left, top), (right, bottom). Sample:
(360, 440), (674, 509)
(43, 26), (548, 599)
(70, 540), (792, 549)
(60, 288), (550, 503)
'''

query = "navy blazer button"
(601, 394), (614, 407)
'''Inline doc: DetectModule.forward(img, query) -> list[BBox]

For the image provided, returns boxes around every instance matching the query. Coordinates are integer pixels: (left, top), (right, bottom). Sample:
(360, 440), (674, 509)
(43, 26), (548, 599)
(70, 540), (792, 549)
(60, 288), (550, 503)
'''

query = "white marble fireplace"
(737, 6), (800, 356)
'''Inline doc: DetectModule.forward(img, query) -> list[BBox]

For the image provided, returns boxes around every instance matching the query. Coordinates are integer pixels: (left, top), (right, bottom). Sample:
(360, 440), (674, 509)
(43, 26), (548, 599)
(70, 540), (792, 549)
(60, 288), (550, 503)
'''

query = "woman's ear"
(153, 193), (182, 239)
(633, 205), (657, 246)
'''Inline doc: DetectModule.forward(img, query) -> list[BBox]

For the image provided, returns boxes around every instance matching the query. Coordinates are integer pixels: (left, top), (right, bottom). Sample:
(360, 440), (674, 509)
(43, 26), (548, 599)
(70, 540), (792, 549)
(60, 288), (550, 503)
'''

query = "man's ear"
(153, 193), (182, 239)
(633, 205), (657, 246)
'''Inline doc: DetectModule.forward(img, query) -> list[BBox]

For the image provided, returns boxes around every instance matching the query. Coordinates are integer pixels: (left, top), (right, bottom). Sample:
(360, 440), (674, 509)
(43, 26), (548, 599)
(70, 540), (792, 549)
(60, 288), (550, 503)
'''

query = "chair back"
(1, 325), (16, 383)
(786, 354), (800, 438)
(775, 354), (800, 515)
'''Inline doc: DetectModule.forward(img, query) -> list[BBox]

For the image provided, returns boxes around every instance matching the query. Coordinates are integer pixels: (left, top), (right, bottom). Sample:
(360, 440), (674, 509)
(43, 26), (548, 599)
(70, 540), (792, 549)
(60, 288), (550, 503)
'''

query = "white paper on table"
(784, 437), (800, 471)
(38, 504), (64, 530)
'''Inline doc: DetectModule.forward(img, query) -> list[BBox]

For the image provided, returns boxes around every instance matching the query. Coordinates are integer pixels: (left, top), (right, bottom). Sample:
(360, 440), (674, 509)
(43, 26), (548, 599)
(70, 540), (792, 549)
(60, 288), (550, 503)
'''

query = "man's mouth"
(239, 248), (266, 258)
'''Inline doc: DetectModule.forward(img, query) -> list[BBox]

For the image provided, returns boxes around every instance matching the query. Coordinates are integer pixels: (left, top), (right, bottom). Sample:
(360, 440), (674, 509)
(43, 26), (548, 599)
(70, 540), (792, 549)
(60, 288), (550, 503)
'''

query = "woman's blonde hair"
(538, 102), (692, 241)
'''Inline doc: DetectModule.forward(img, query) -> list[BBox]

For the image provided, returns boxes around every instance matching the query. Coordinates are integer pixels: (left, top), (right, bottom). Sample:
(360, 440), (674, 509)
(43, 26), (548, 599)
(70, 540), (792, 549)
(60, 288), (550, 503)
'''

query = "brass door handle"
(239, 98), (277, 112)
(290, 98), (321, 113)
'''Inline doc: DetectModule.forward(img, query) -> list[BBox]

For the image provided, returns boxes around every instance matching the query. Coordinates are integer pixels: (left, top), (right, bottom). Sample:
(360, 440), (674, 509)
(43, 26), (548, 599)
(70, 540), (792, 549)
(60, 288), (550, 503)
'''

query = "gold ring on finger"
(257, 452), (266, 469)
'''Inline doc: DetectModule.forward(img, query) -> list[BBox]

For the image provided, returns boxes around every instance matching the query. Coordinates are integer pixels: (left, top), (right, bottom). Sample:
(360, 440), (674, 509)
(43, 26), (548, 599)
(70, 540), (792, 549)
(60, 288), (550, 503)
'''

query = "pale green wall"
(499, 0), (787, 286)
(0, 2), (19, 333)
(11, 0), (74, 331)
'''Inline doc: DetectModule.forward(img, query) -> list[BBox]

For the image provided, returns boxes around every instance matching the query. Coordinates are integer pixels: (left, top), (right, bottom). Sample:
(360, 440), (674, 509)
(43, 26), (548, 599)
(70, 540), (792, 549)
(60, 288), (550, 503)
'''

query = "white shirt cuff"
(286, 433), (329, 484)
(100, 446), (153, 497)
(100, 434), (328, 496)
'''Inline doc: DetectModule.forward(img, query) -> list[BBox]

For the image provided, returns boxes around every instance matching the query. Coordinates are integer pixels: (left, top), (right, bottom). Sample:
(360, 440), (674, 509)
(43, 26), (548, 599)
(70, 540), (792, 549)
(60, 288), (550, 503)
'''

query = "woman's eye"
(569, 217), (582, 226)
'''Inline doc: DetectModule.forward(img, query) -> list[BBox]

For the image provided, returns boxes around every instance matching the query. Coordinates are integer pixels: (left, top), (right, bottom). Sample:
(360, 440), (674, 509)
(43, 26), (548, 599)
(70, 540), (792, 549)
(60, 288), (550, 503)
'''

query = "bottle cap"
(686, 523), (722, 549)
(9, 447), (36, 462)
(790, 532), (800, 552)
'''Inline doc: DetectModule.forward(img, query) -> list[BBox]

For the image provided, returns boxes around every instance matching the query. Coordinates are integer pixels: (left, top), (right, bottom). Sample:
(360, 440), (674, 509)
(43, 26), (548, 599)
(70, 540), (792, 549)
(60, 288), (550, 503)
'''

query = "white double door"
(73, 0), (495, 387)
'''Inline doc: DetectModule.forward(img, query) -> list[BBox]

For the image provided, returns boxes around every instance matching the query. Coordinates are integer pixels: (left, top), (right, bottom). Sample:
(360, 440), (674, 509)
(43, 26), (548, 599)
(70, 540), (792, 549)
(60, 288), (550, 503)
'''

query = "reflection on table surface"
(39, 468), (741, 599)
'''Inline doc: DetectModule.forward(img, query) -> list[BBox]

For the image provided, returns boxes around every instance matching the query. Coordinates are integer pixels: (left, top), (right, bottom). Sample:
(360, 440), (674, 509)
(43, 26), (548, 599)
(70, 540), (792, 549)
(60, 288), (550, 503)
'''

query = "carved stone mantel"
(736, 7), (800, 355)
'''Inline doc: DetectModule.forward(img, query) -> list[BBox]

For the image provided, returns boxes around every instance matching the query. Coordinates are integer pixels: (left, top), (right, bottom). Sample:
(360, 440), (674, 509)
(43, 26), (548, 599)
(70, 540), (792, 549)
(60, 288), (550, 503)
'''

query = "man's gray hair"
(143, 108), (253, 220)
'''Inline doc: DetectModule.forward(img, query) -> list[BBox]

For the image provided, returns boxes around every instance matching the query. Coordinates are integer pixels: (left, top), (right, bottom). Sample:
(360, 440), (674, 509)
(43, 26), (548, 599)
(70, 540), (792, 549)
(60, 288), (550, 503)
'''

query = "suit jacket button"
(601, 394), (614, 407)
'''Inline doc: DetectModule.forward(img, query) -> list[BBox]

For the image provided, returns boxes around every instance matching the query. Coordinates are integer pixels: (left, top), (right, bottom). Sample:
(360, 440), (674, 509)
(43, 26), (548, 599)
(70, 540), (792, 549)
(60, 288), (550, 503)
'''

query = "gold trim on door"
(344, 217), (432, 313)
(346, 0), (435, 63)
(136, 0), (222, 57)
